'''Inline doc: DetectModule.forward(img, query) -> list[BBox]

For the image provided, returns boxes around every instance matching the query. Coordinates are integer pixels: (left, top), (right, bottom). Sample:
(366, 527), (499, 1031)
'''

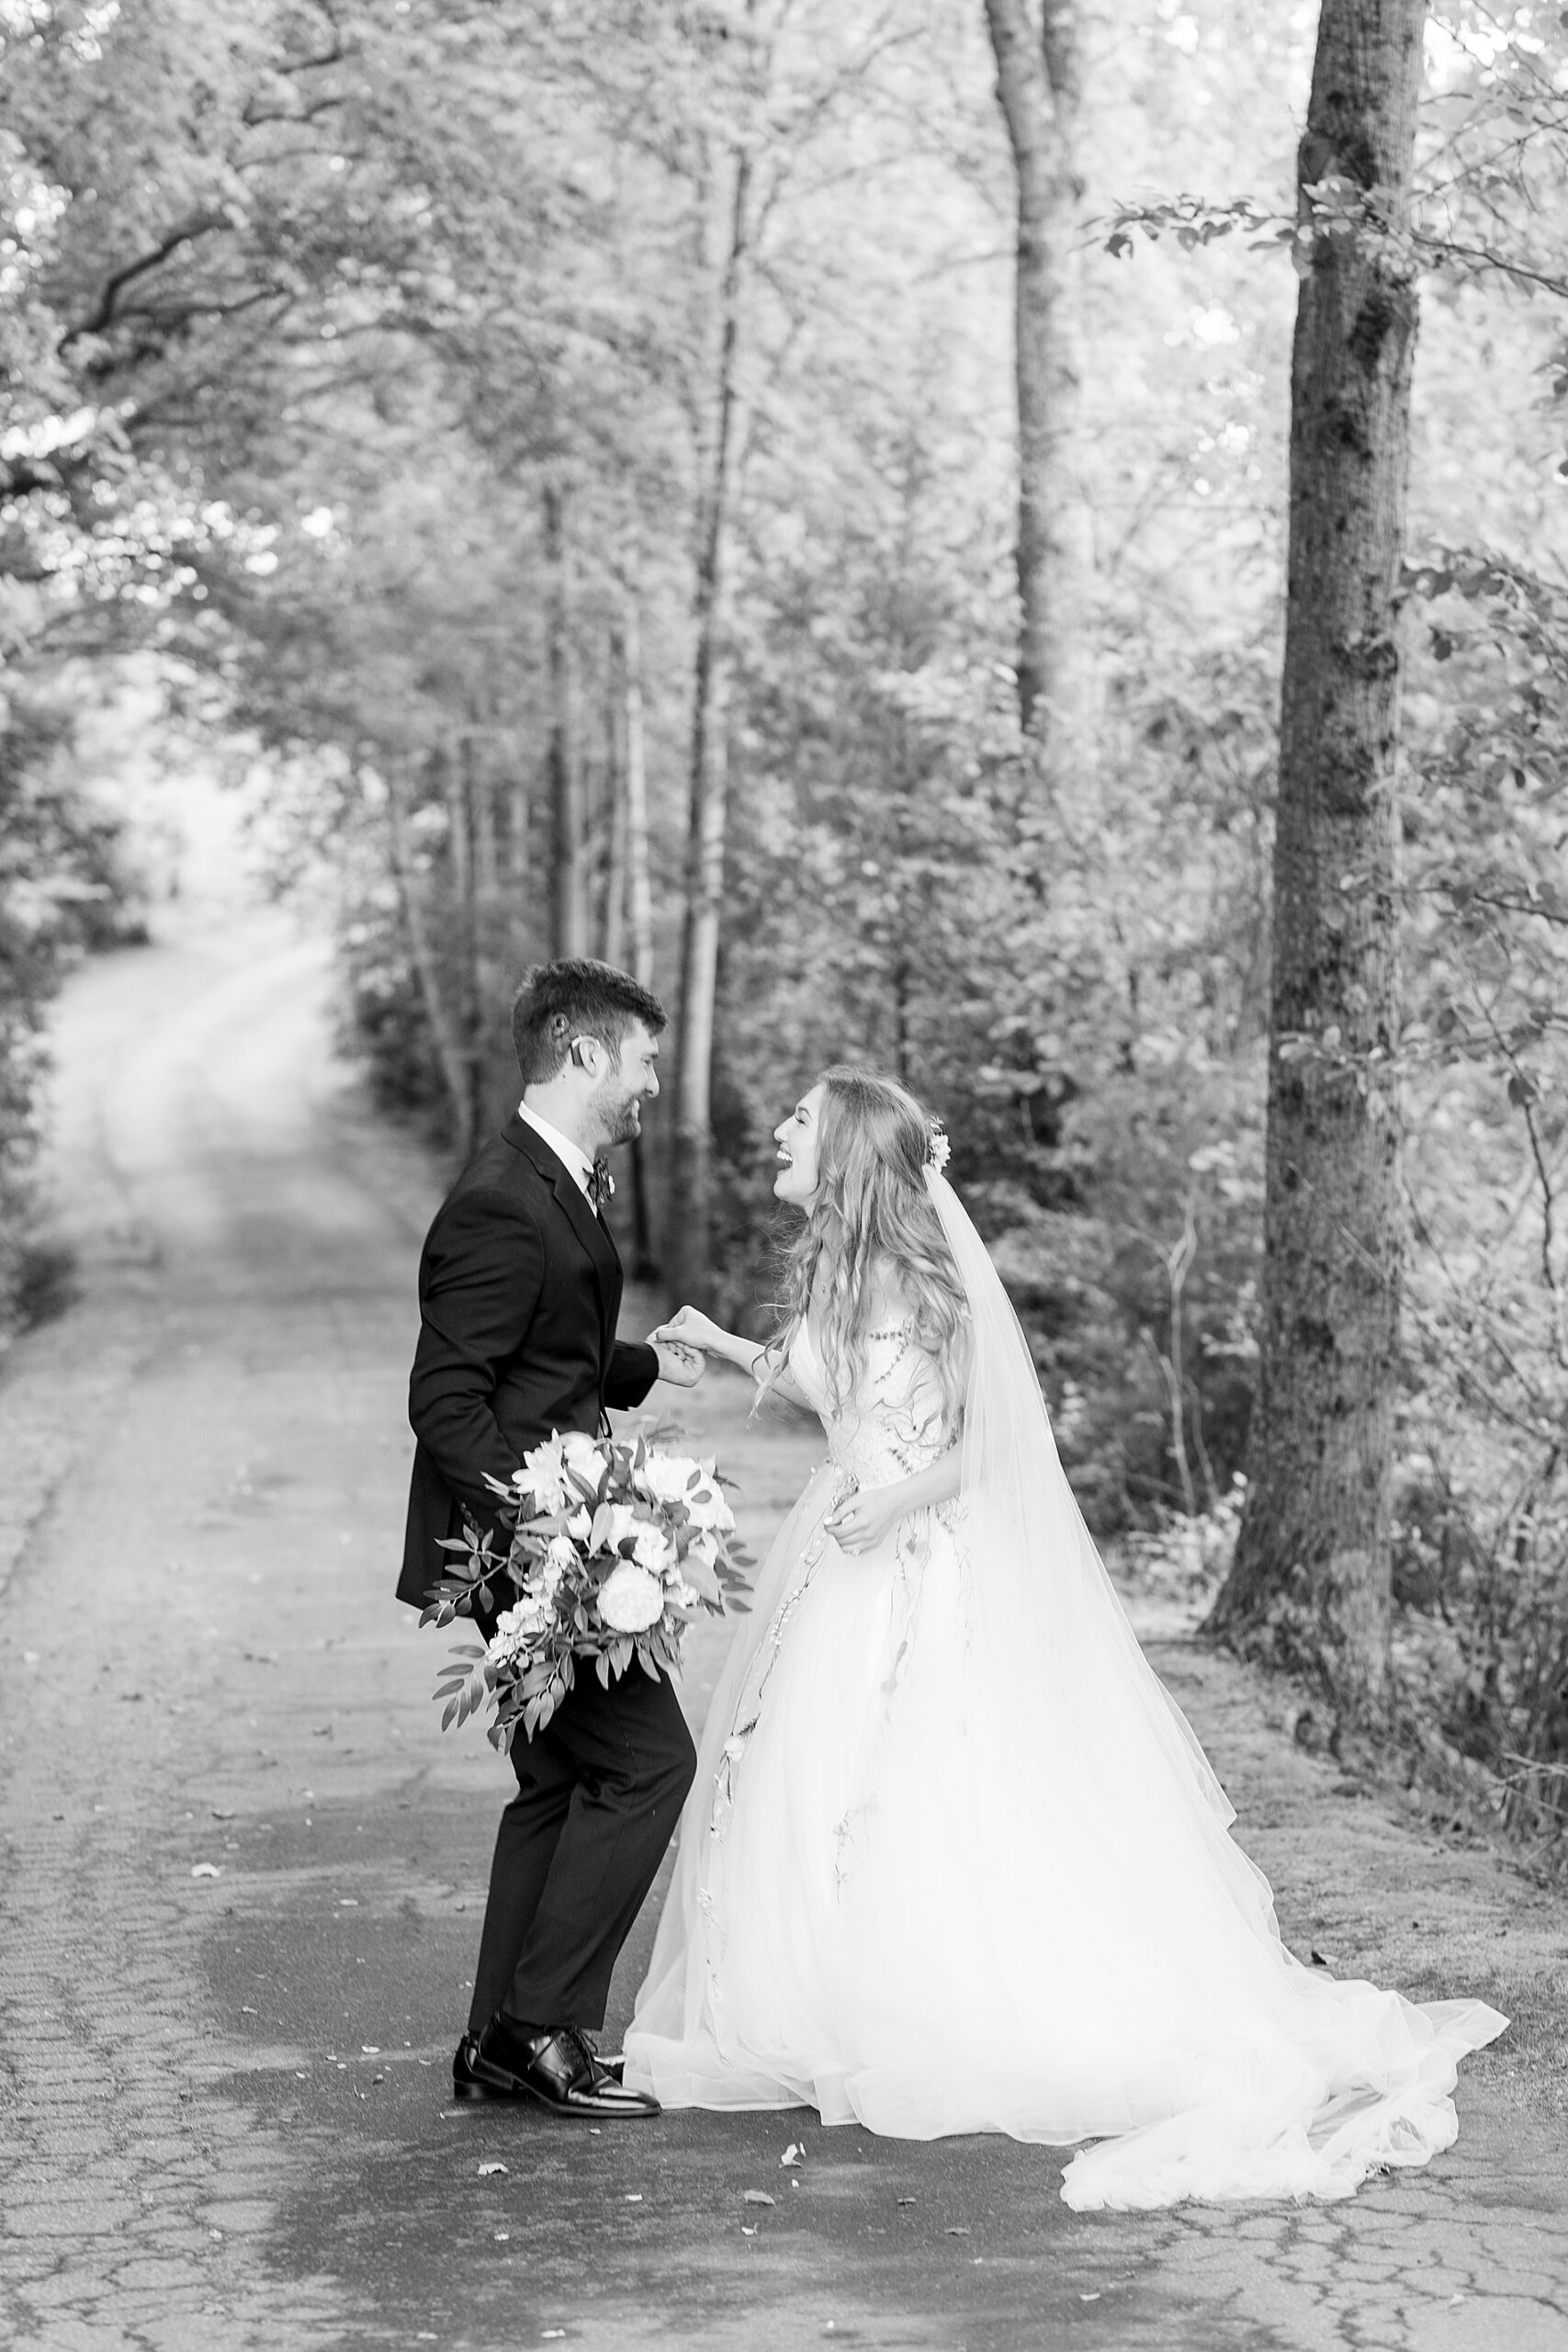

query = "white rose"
(682, 1465), (736, 1535)
(632, 1525), (676, 1575)
(594, 1501), (642, 1555)
(634, 1451), (703, 1507)
(520, 1430), (606, 1513)
(566, 1506), (592, 1543)
(597, 1560), (667, 1634)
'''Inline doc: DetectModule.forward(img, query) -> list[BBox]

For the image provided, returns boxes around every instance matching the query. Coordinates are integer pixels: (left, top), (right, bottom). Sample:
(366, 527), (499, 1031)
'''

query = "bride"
(624, 1066), (1506, 2209)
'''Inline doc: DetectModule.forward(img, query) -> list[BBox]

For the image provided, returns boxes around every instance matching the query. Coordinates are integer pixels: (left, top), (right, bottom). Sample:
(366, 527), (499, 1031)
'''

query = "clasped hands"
(645, 1303), (721, 1391)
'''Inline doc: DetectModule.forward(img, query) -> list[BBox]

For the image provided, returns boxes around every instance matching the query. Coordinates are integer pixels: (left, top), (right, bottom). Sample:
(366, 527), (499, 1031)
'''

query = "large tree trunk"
(983, 0), (1090, 751)
(545, 481), (590, 959)
(1207, 0), (1425, 1721)
(671, 146), (751, 1312)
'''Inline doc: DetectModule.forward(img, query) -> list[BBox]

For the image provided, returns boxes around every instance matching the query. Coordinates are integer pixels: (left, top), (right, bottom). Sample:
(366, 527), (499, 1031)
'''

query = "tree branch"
(58, 214), (231, 352)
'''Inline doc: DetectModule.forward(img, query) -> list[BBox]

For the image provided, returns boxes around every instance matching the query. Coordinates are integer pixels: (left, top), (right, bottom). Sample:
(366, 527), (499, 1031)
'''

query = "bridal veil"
(626, 1167), (1506, 2209)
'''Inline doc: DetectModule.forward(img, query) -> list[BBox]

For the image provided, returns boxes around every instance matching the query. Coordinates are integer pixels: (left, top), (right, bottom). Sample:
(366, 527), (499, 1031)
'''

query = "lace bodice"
(787, 1317), (952, 1487)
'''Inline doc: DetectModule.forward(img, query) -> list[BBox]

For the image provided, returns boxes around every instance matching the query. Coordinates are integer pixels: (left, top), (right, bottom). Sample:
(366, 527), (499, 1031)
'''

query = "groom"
(398, 957), (701, 2120)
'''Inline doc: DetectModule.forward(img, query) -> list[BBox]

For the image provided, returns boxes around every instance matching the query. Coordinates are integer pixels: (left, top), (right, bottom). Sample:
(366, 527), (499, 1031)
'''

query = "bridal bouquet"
(421, 1429), (751, 1749)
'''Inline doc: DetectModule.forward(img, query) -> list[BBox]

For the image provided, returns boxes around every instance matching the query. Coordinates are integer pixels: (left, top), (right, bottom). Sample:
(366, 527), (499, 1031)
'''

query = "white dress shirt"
(517, 1102), (597, 1204)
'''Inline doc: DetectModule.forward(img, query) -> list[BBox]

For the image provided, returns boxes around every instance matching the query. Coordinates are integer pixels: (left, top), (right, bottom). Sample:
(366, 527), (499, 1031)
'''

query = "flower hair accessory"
(926, 1122), (951, 1174)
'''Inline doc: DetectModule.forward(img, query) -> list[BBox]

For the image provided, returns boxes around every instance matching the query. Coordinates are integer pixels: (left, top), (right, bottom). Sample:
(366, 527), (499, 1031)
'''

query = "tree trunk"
(1207, 0), (1425, 1722)
(385, 757), (478, 1162)
(621, 569), (659, 1279)
(622, 574), (655, 997)
(439, 743), (484, 1147)
(671, 146), (751, 1312)
(545, 481), (590, 959)
(603, 623), (629, 971)
(983, 0), (1091, 752)
(467, 723), (508, 1130)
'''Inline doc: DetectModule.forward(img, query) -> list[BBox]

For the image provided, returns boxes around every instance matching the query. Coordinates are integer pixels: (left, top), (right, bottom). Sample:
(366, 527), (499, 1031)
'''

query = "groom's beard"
(596, 1086), (644, 1149)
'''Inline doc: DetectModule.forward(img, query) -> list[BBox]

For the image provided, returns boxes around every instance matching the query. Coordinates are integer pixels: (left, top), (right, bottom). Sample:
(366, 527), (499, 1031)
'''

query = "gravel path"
(1, 901), (1564, 2352)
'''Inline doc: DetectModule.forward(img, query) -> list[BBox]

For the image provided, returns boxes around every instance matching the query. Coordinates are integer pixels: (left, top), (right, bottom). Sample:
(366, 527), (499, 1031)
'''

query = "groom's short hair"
(512, 958), (668, 1085)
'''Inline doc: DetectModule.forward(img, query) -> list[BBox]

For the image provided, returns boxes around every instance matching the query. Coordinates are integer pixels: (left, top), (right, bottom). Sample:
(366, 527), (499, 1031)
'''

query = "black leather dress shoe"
(454, 2032), (524, 2102)
(472, 2015), (659, 2119)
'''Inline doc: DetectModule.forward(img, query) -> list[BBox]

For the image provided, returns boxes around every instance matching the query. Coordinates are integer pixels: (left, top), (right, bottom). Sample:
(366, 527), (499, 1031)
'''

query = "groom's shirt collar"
(517, 1102), (596, 1203)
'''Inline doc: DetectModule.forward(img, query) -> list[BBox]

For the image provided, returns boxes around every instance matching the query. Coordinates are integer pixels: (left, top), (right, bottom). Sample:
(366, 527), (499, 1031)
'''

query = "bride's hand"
(647, 1305), (724, 1354)
(826, 1483), (905, 1555)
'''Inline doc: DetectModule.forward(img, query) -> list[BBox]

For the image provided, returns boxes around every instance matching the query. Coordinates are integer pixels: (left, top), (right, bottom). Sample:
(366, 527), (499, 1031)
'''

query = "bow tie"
(588, 1156), (615, 1214)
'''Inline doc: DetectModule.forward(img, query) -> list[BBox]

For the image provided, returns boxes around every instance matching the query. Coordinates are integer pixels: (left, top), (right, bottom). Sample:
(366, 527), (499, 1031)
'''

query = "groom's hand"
(650, 1305), (721, 1353)
(650, 1339), (705, 1387)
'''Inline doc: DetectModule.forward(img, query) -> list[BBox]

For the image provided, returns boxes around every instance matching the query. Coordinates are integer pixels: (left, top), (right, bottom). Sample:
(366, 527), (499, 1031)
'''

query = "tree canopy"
(4, 0), (1568, 1835)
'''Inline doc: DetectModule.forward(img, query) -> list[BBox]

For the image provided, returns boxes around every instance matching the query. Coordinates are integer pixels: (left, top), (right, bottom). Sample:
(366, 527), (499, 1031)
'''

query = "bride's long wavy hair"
(773, 1066), (970, 1431)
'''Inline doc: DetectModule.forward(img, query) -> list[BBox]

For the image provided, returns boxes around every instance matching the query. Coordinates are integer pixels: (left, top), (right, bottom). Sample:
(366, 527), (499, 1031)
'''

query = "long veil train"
(626, 1169), (1506, 2209)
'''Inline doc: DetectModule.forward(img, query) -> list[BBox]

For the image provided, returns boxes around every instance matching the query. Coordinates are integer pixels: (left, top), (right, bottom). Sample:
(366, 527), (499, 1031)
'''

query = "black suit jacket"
(397, 1114), (658, 1610)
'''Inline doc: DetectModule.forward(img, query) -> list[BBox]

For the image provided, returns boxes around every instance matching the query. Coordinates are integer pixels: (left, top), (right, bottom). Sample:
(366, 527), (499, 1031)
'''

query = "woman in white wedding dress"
(624, 1068), (1506, 2210)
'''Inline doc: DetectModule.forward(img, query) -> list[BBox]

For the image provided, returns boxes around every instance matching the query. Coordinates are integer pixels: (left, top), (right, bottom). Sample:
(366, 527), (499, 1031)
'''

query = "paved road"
(1, 904), (1565, 2352)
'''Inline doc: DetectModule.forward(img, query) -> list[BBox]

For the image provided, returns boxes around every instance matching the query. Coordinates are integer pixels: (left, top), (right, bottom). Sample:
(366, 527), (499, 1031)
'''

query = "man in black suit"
(399, 958), (702, 2120)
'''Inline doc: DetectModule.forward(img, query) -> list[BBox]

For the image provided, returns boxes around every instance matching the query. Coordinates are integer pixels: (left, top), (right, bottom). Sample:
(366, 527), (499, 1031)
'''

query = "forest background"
(3, 0), (1567, 1848)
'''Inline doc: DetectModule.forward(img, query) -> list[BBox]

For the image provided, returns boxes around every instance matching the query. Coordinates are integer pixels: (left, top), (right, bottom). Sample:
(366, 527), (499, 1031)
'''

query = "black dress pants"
(468, 1660), (697, 2034)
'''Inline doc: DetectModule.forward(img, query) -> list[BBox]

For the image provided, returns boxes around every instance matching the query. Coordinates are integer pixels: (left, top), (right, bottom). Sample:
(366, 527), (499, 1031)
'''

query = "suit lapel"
(504, 1116), (620, 1367)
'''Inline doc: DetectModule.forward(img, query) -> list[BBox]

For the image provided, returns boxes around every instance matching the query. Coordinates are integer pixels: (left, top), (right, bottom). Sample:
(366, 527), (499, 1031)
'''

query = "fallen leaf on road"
(190, 1864), (223, 1879)
(241, 2006), (257, 2015)
(495, 2231), (509, 2242)
(1079, 2291), (1100, 2301)
(624, 2193), (643, 2202)
(211, 1808), (237, 1820)
(740, 2224), (758, 2236)
(339, 1898), (359, 1908)
(946, 2226), (970, 2236)
(1310, 1949), (1333, 1968)
(361, 2045), (380, 2054)
(742, 2190), (775, 2206)
(897, 2196), (916, 2207)
(781, 2142), (804, 2165)
(478, 2162), (508, 2177)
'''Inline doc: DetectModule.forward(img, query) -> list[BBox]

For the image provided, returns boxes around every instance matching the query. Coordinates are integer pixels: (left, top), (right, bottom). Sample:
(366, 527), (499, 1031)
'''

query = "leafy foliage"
(3, 0), (1568, 1835)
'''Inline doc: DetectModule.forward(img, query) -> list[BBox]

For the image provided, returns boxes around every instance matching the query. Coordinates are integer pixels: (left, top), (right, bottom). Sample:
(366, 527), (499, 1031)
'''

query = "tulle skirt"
(624, 1461), (1506, 2209)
